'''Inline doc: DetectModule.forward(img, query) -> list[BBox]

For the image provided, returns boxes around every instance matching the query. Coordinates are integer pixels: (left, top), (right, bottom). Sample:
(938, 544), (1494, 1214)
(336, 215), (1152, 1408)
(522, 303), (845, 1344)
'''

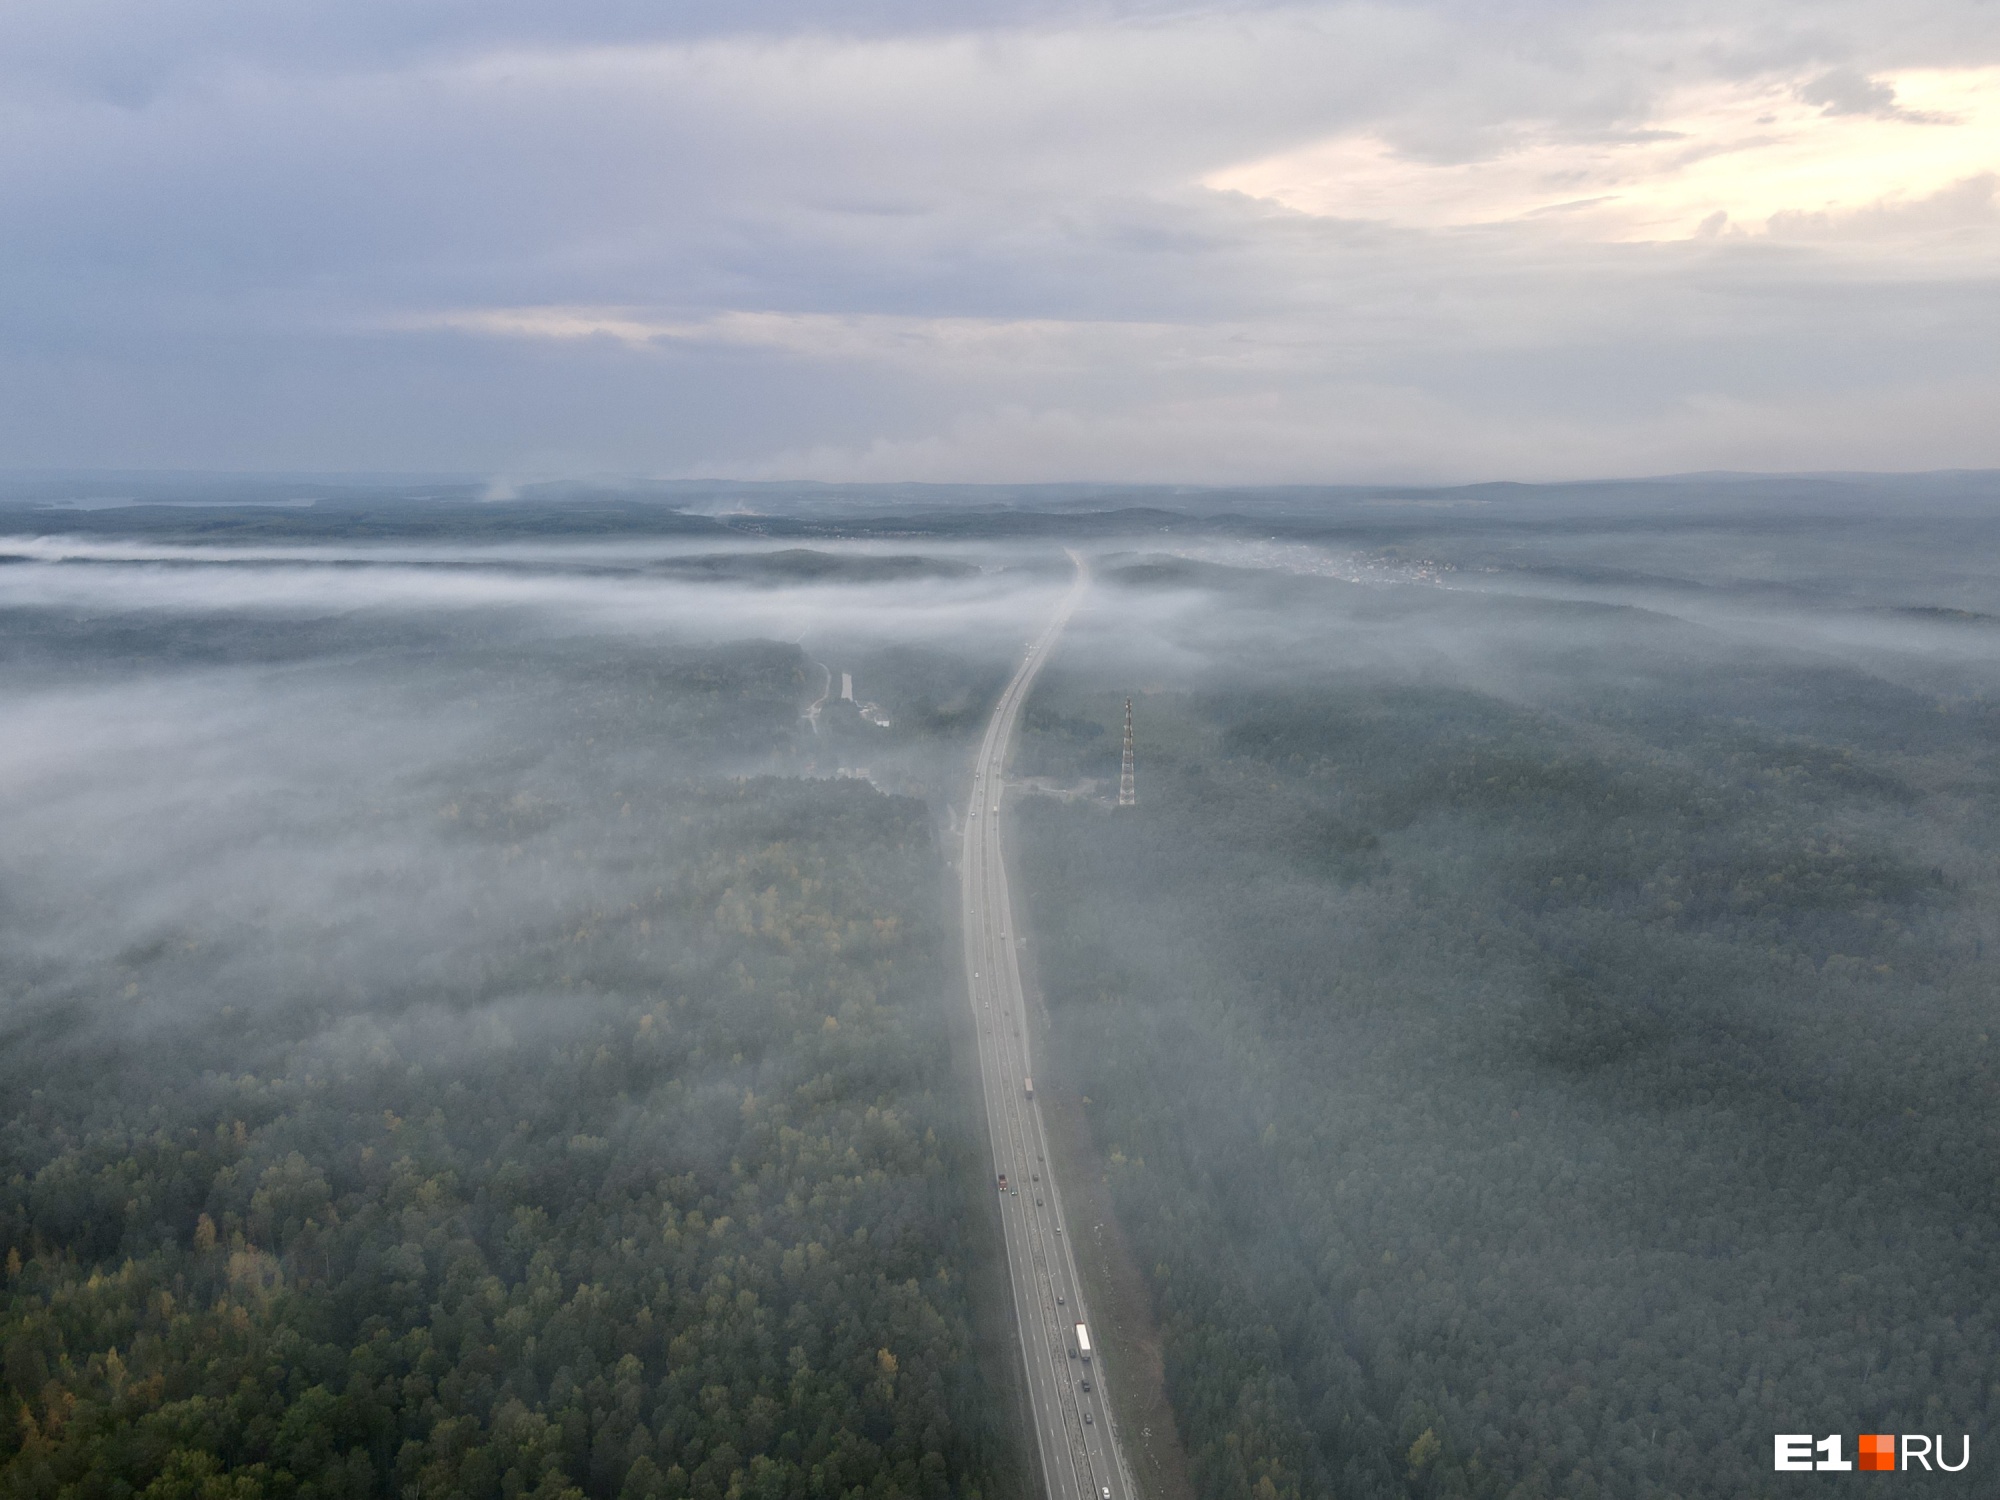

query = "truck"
(1075, 1323), (1091, 1362)
(1024, 1077), (1034, 1098)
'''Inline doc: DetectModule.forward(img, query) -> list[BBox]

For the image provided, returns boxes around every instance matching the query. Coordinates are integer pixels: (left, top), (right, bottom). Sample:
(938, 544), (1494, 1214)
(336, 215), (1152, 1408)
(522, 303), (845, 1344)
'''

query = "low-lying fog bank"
(0, 524), (1071, 1500)
(1016, 519), (2000, 1499)
(6, 474), (2000, 1500)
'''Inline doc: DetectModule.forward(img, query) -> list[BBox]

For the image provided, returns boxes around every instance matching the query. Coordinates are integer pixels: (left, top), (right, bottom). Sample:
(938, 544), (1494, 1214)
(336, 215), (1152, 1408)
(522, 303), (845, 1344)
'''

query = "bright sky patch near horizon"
(0, 2), (1996, 483)
(1210, 66), (2000, 243)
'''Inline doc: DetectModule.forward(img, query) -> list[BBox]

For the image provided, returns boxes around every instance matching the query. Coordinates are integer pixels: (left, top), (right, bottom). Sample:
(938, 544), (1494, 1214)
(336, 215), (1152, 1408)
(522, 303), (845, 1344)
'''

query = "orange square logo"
(1858, 1434), (1895, 1471)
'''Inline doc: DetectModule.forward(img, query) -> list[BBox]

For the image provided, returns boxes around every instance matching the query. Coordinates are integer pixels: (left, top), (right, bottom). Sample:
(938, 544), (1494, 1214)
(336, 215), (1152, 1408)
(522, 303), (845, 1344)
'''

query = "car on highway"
(1085, 1412), (1093, 1425)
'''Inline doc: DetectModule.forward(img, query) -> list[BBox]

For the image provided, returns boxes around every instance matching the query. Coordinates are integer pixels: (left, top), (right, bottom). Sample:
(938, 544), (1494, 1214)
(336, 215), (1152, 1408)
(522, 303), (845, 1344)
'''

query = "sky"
(1, 0), (1996, 484)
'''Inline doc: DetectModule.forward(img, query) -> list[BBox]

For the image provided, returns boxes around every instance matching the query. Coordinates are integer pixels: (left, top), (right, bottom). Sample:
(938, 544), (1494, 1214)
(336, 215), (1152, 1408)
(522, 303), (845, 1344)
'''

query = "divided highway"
(961, 552), (1139, 1500)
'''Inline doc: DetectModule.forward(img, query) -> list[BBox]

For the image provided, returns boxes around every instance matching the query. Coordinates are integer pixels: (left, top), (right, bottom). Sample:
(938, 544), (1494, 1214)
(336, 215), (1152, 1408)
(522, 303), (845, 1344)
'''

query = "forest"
(1015, 518), (2000, 1498)
(7, 477), (2000, 1499)
(0, 543), (1036, 1500)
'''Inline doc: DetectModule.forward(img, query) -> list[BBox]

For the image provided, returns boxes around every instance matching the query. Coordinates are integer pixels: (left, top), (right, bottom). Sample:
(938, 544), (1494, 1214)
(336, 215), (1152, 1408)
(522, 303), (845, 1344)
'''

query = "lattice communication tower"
(1118, 697), (1136, 808)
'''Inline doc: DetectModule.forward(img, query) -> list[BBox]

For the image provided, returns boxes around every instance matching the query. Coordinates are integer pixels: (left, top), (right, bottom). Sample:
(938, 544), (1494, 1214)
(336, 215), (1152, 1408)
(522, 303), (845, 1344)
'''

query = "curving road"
(962, 551), (1139, 1500)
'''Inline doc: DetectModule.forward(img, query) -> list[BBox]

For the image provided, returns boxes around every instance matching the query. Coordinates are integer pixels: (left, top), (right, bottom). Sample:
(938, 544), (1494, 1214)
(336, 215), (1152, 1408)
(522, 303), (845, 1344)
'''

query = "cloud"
(409, 307), (1192, 370)
(1798, 67), (1903, 119)
(0, 2), (1997, 479)
(1205, 65), (2000, 244)
(713, 362), (2000, 485)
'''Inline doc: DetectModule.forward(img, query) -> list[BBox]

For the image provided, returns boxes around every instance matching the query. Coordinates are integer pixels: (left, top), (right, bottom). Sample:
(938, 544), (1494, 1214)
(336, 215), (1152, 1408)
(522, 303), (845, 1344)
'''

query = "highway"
(961, 551), (1139, 1500)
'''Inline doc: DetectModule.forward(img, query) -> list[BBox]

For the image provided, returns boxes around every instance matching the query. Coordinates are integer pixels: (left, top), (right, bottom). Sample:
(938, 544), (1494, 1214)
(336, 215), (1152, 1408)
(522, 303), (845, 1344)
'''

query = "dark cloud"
(1799, 66), (1900, 116)
(0, 1), (1994, 479)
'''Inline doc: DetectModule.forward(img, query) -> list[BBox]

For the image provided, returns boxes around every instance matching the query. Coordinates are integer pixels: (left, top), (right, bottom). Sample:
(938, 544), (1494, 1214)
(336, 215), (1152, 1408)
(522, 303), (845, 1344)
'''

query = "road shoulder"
(945, 810), (1044, 1500)
(1013, 837), (1198, 1500)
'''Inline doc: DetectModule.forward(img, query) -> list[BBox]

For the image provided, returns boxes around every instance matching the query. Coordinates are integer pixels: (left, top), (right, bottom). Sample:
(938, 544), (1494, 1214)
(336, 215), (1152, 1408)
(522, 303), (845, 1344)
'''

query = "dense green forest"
(1018, 555), (2000, 1498)
(0, 599), (1022, 1500)
(10, 486), (2000, 1500)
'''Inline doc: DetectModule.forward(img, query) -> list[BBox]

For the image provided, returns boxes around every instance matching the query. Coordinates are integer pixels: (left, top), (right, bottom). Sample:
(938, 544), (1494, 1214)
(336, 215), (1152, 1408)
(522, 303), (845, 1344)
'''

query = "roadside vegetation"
(0, 618), (1018, 1500)
(1017, 557), (2000, 1499)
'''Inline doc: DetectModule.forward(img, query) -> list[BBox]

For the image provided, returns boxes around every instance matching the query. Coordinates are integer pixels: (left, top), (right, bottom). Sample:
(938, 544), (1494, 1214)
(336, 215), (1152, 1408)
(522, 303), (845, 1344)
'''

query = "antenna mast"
(1118, 698), (1136, 808)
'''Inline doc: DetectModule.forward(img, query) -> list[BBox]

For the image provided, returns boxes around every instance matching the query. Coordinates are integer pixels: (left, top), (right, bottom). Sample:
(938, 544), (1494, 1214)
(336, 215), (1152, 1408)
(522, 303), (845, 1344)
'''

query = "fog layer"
(0, 518), (1054, 1499)
(1014, 485), (2000, 1497)
(6, 477), (2000, 1498)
